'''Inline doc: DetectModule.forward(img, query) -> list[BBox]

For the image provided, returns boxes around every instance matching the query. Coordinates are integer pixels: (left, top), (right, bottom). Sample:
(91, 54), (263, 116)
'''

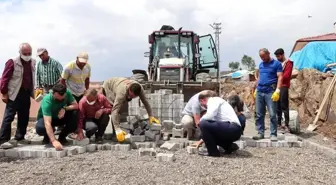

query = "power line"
(209, 22), (221, 80)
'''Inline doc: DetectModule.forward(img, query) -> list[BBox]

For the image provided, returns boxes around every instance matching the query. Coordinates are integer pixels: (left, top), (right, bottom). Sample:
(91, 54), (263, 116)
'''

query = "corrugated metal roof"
(297, 33), (336, 42)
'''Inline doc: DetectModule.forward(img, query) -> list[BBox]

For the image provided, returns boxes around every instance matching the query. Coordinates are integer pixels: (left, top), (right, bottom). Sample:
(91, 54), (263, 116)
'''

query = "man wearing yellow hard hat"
(102, 77), (160, 142)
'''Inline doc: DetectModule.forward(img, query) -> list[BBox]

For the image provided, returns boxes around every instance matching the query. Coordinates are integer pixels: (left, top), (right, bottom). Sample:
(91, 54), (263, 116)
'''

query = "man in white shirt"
(197, 93), (242, 157)
(181, 90), (216, 140)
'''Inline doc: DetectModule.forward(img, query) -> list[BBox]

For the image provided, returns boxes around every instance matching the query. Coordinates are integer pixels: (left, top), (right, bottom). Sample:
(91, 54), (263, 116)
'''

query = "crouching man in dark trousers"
(36, 83), (78, 150)
(197, 92), (242, 157)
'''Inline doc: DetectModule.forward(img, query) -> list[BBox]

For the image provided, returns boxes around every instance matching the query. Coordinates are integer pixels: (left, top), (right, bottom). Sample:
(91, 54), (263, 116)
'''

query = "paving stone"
(111, 144), (131, 152)
(150, 124), (162, 131)
(160, 142), (179, 151)
(271, 141), (283, 147)
(67, 147), (78, 156)
(187, 146), (198, 154)
(134, 142), (153, 149)
(285, 135), (298, 143)
(162, 120), (175, 133)
(145, 131), (156, 140)
(256, 139), (271, 148)
(174, 123), (183, 129)
(131, 135), (146, 142)
(133, 128), (143, 135)
(245, 139), (257, 147)
(163, 134), (170, 141)
(139, 148), (156, 157)
(292, 141), (304, 148)
(104, 133), (113, 140)
(4, 149), (18, 157)
(97, 144), (104, 151)
(17, 149), (36, 158)
(279, 140), (290, 147)
(120, 122), (131, 130)
(277, 134), (285, 141)
(172, 128), (184, 138)
(35, 150), (48, 158)
(235, 140), (246, 149)
(86, 144), (97, 152)
(75, 146), (86, 154)
(157, 153), (175, 162)
(51, 149), (68, 158)
(30, 136), (44, 145)
(72, 138), (90, 146)
(103, 143), (112, 150)
(127, 115), (139, 125)
(0, 149), (5, 157)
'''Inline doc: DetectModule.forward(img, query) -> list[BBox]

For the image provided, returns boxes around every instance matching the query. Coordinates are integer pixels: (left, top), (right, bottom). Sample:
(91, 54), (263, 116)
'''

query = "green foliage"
(241, 55), (256, 70)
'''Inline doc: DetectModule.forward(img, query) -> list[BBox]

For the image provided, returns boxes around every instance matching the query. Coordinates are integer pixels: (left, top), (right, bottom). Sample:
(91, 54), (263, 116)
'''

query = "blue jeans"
(256, 91), (277, 136)
(238, 114), (246, 135)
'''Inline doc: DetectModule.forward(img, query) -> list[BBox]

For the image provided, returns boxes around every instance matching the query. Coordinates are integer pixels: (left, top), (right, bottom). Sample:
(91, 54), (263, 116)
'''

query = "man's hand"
(253, 90), (257, 99)
(58, 108), (65, 119)
(1, 93), (8, 104)
(271, 89), (280, 102)
(191, 139), (203, 148)
(149, 116), (160, 124)
(116, 129), (127, 142)
(95, 109), (103, 119)
(52, 140), (63, 150)
(76, 131), (84, 141)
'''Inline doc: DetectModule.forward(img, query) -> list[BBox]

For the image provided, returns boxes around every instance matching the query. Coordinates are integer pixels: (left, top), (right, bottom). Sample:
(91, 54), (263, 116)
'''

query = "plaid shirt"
(36, 57), (63, 88)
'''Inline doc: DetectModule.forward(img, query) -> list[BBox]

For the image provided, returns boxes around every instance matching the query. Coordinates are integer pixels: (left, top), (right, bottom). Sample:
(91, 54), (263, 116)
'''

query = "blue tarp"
(290, 41), (336, 72)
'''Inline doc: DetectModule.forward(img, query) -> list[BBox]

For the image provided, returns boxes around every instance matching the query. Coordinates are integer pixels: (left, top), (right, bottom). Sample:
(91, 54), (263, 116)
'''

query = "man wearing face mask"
(35, 48), (63, 95)
(102, 77), (160, 142)
(76, 88), (111, 144)
(0, 43), (36, 149)
(35, 83), (78, 150)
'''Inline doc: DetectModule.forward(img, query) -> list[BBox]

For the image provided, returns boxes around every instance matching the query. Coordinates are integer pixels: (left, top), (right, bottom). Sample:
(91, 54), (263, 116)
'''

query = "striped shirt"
(62, 60), (91, 96)
(36, 57), (63, 88)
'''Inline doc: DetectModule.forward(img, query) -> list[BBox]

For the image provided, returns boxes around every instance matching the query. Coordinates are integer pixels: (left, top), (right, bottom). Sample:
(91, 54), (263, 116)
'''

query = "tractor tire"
(196, 72), (212, 82)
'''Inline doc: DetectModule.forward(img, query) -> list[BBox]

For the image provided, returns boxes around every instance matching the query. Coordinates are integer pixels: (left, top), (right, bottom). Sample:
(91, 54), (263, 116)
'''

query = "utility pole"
(209, 22), (221, 81)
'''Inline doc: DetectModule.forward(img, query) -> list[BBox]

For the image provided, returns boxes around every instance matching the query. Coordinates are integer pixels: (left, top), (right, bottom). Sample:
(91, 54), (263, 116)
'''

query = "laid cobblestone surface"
(0, 147), (335, 185)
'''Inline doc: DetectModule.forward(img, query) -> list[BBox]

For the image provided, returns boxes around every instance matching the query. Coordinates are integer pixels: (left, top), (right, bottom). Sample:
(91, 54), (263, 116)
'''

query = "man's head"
(52, 83), (67, 102)
(274, 48), (285, 62)
(128, 83), (142, 100)
(198, 90), (217, 108)
(85, 88), (98, 105)
(37, 48), (49, 62)
(259, 48), (271, 63)
(19, 43), (32, 62)
(76, 51), (89, 69)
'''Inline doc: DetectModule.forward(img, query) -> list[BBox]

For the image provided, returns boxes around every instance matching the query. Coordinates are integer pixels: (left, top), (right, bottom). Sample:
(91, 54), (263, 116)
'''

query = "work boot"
(16, 139), (31, 145)
(252, 134), (264, 140)
(224, 143), (239, 154)
(270, 135), (278, 142)
(95, 136), (103, 144)
(58, 136), (69, 146)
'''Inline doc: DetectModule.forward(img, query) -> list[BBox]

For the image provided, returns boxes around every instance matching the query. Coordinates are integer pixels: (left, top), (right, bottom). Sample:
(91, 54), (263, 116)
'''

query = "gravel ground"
(0, 147), (335, 185)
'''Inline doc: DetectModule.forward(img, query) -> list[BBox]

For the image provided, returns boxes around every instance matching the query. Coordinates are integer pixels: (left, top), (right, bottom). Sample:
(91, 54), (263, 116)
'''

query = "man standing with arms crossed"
(253, 48), (283, 141)
(274, 48), (293, 132)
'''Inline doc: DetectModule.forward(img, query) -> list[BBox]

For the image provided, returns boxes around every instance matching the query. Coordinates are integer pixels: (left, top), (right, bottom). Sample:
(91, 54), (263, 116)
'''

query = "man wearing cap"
(61, 52), (91, 103)
(35, 48), (63, 96)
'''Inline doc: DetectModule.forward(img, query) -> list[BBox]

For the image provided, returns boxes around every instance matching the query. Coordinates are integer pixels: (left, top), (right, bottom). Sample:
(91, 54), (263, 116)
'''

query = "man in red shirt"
(274, 48), (293, 132)
(76, 88), (111, 143)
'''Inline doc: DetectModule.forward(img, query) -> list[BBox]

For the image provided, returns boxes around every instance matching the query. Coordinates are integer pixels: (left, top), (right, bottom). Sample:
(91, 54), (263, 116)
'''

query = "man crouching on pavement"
(197, 92), (242, 157)
(76, 88), (111, 144)
(35, 83), (78, 150)
(181, 90), (217, 140)
(102, 77), (160, 142)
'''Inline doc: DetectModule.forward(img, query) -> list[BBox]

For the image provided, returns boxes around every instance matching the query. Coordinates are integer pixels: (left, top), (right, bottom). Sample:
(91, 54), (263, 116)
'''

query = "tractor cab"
(145, 25), (219, 82)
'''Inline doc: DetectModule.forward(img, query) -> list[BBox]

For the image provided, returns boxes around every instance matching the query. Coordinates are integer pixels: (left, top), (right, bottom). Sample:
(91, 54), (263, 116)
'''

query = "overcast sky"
(0, 0), (335, 80)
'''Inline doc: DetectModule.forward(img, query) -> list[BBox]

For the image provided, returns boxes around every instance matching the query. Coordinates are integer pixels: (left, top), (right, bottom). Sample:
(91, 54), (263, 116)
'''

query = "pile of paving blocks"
(128, 89), (185, 124)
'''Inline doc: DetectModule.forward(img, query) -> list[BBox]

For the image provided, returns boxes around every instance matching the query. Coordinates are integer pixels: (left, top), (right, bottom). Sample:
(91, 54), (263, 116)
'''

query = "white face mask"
(86, 100), (96, 105)
(21, 55), (31, 62)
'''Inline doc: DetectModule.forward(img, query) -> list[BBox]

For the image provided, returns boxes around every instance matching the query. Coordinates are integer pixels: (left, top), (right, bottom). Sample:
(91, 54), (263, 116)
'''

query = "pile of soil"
(220, 69), (336, 139)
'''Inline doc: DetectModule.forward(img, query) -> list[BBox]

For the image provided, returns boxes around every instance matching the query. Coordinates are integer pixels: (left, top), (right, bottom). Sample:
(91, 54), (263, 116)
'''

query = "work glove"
(115, 129), (127, 142)
(34, 88), (43, 98)
(253, 90), (257, 99)
(149, 116), (160, 124)
(271, 89), (280, 102)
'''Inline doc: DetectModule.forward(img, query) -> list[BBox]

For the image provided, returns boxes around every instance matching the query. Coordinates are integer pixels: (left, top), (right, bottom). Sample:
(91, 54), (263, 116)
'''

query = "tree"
(241, 55), (256, 70)
(228, 61), (240, 71)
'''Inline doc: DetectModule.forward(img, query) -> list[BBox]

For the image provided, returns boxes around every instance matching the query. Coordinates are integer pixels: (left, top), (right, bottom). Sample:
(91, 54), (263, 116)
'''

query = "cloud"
(0, 0), (335, 80)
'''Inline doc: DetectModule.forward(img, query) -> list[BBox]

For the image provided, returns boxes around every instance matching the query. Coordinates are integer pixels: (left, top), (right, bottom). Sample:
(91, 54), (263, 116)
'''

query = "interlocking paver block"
(127, 116), (139, 125)
(120, 122), (131, 130)
(86, 144), (97, 152)
(271, 141), (283, 147)
(187, 146), (198, 154)
(5, 149), (18, 157)
(139, 148), (156, 157)
(18, 149), (36, 158)
(160, 142), (179, 151)
(257, 139), (271, 148)
(235, 141), (246, 149)
(111, 144), (131, 152)
(172, 128), (184, 138)
(75, 146), (86, 154)
(157, 153), (175, 162)
(134, 142), (153, 149)
(97, 144), (104, 151)
(133, 128), (143, 135)
(67, 147), (78, 156)
(51, 149), (67, 158)
(72, 138), (90, 146)
(103, 143), (112, 150)
(0, 149), (5, 157)
(279, 140), (290, 147)
(285, 135), (298, 143)
(174, 123), (183, 129)
(145, 131), (156, 140)
(131, 135), (146, 142)
(150, 124), (162, 131)
(245, 139), (257, 147)
(292, 141), (303, 148)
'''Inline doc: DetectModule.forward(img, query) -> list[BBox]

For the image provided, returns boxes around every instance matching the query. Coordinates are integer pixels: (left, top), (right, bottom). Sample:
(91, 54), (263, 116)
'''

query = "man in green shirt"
(35, 83), (78, 150)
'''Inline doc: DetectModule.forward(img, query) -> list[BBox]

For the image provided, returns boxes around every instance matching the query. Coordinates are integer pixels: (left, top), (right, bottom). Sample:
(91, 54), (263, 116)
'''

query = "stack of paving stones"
(129, 89), (184, 124)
